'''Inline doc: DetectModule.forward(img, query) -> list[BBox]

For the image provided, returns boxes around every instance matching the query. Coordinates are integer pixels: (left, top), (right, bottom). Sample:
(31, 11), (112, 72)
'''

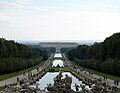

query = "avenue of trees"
(28, 45), (56, 60)
(67, 33), (120, 76)
(61, 48), (72, 54)
(0, 38), (48, 74)
(28, 45), (56, 54)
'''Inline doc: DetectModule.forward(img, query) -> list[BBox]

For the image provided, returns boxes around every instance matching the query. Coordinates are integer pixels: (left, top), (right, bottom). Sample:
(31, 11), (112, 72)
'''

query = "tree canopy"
(67, 33), (120, 76)
(0, 38), (48, 74)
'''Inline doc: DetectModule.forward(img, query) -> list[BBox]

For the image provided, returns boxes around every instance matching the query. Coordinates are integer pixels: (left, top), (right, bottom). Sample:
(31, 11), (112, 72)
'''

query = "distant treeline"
(28, 45), (56, 53)
(67, 33), (120, 76)
(0, 38), (48, 74)
(61, 47), (74, 56)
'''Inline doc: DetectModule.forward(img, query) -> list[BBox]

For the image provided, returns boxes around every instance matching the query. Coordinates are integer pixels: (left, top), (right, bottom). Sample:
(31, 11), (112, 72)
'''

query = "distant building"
(38, 42), (78, 52)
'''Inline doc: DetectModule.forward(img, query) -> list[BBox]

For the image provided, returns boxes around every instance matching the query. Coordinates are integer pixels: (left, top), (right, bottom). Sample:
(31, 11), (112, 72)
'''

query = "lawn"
(0, 61), (45, 81)
(51, 66), (74, 72)
(49, 66), (92, 80)
(71, 61), (120, 81)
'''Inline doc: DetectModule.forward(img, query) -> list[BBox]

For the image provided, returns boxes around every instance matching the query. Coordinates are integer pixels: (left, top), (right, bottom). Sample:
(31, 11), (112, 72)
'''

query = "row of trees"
(61, 47), (72, 56)
(0, 39), (43, 59)
(28, 45), (56, 60)
(0, 57), (43, 73)
(0, 38), (48, 74)
(67, 33), (120, 76)
(28, 45), (56, 53)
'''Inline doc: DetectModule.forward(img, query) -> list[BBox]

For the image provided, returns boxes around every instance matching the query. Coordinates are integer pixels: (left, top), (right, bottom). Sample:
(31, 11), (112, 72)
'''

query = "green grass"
(118, 88), (120, 92)
(0, 83), (17, 91)
(51, 57), (65, 61)
(51, 66), (74, 72)
(0, 61), (45, 81)
(71, 61), (120, 81)
(51, 57), (92, 80)
(50, 66), (92, 80)
(0, 86), (4, 91)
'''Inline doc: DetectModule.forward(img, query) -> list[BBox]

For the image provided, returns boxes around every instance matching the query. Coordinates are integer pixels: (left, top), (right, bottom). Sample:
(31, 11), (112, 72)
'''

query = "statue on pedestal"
(47, 71), (74, 93)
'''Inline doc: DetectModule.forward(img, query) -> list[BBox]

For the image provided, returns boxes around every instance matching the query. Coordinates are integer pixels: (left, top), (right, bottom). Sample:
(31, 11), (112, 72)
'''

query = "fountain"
(52, 60), (64, 67)
(46, 71), (75, 93)
(0, 53), (119, 93)
(54, 53), (62, 58)
(1, 71), (119, 93)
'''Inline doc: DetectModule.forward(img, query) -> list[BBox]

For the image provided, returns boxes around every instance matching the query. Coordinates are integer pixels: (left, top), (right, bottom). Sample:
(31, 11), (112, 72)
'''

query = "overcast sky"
(0, 0), (120, 41)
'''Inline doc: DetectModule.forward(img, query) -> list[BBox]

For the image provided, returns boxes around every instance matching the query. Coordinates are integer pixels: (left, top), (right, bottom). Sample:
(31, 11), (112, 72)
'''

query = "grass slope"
(71, 61), (120, 81)
(0, 61), (45, 81)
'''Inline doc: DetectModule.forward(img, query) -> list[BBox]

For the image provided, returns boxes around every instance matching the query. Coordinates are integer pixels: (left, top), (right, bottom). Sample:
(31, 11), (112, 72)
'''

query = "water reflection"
(38, 72), (82, 91)
(54, 53), (62, 58)
(52, 60), (64, 67)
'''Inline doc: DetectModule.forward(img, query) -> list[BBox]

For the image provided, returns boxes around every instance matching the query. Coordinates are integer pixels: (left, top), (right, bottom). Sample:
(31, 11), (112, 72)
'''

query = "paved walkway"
(62, 53), (120, 88)
(0, 53), (54, 87)
(0, 67), (43, 87)
(85, 71), (120, 88)
(0, 53), (119, 89)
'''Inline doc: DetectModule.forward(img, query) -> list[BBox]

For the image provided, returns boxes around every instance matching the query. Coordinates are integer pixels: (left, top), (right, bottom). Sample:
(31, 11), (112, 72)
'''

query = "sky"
(0, 0), (120, 41)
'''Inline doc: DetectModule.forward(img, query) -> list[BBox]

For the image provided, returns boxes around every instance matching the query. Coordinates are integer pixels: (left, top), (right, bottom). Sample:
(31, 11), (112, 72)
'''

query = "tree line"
(0, 38), (48, 74)
(67, 33), (120, 76)
(28, 45), (56, 54)
(28, 45), (56, 60)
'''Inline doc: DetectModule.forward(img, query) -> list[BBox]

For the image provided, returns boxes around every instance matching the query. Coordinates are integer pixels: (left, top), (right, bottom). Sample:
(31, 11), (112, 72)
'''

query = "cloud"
(6, 11), (120, 40)
(87, 2), (119, 10)
(30, 6), (52, 11)
(0, 0), (52, 16)
(66, 1), (120, 13)
(0, 0), (120, 40)
(0, 1), (25, 8)
(15, 0), (31, 5)
(0, 1), (27, 16)
(0, 14), (4, 19)
(0, 14), (10, 21)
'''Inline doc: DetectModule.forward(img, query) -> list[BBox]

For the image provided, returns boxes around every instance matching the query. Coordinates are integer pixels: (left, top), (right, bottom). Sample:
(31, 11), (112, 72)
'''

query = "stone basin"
(37, 72), (91, 91)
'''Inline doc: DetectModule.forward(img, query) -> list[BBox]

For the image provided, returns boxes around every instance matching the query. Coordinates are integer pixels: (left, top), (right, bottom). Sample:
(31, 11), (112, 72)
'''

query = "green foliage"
(0, 38), (47, 74)
(61, 47), (73, 57)
(68, 33), (120, 76)
(28, 45), (56, 60)
(42, 50), (48, 61)
(28, 45), (56, 53)
(0, 57), (43, 74)
(61, 48), (71, 53)
(0, 61), (44, 81)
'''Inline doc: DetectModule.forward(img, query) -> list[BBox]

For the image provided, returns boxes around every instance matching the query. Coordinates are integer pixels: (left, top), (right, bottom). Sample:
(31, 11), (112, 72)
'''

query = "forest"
(0, 38), (48, 74)
(67, 33), (120, 76)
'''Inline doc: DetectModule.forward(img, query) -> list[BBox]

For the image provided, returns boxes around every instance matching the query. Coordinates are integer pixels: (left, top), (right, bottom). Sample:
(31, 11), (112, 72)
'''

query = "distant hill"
(68, 33), (120, 76)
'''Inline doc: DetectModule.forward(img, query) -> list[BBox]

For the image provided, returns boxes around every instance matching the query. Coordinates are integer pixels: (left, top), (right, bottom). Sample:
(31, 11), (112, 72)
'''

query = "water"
(54, 53), (62, 58)
(52, 60), (64, 67)
(37, 72), (90, 91)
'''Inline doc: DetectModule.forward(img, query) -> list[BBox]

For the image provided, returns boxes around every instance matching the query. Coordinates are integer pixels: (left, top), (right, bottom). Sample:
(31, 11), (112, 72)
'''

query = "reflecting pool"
(52, 60), (64, 67)
(54, 53), (62, 58)
(37, 72), (90, 91)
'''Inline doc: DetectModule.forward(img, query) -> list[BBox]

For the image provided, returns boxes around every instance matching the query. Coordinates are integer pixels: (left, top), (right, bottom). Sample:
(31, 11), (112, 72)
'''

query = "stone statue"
(64, 74), (72, 89)
(54, 71), (63, 83)
(47, 72), (74, 93)
(74, 84), (80, 91)
(91, 80), (104, 93)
